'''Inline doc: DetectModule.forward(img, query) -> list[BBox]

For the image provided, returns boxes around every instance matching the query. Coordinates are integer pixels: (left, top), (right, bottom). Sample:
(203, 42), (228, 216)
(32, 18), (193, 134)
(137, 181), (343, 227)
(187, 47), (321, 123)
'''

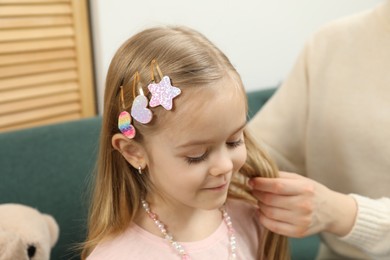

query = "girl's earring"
(138, 165), (143, 175)
(131, 72), (153, 124)
(147, 60), (181, 110)
(118, 86), (136, 139)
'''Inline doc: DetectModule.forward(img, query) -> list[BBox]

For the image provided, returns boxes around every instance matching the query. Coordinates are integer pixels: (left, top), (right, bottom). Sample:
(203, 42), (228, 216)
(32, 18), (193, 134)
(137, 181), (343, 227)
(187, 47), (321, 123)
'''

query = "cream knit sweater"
(249, 1), (390, 259)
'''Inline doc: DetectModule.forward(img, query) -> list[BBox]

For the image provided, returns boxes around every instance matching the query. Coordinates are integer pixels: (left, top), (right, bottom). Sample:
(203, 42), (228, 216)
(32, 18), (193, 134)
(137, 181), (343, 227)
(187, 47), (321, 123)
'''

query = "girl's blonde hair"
(82, 26), (289, 260)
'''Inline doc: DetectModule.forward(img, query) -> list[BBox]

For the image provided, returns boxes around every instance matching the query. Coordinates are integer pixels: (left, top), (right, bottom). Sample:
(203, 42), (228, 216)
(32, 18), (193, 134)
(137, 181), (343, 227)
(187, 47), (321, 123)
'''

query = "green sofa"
(0, 88), (319, 259)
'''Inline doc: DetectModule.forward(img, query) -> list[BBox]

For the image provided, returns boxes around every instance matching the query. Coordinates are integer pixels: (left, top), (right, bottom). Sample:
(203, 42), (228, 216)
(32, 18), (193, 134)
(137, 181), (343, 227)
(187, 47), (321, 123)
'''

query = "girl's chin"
(201, 194), (228, 210)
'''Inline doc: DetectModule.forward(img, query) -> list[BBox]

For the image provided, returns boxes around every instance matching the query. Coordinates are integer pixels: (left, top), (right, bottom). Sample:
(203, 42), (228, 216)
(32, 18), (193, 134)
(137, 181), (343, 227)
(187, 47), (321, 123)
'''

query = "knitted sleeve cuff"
(340, 194), (390, 256)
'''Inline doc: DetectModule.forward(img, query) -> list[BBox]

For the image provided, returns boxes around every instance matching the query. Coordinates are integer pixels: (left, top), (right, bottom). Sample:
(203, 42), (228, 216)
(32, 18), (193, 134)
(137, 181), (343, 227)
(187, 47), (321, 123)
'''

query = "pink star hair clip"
(148, 60), (181, 111)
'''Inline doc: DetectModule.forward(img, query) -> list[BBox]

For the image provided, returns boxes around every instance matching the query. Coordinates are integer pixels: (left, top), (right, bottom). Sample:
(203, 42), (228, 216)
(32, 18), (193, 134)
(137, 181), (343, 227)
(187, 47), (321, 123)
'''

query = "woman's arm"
(249, 172), (390, 258)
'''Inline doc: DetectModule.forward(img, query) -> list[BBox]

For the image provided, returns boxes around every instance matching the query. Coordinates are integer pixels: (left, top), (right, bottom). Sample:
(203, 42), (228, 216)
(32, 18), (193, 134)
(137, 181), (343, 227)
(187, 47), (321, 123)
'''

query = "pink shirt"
(87, 199), (262, 259)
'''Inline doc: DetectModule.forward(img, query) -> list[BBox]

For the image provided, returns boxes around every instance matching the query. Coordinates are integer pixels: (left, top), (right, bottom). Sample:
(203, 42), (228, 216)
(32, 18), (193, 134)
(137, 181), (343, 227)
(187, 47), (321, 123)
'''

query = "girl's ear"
(112, 133), (147, 169)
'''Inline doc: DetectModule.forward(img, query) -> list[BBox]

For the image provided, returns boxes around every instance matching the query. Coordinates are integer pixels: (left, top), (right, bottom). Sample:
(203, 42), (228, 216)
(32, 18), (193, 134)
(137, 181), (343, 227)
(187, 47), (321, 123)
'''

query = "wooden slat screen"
(0, 0), (96, 132)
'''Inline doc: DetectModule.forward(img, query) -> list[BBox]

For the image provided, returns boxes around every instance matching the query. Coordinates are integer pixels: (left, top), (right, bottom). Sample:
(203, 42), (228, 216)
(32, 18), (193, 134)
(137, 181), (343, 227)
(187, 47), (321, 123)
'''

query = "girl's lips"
(204, 183), (227, 190)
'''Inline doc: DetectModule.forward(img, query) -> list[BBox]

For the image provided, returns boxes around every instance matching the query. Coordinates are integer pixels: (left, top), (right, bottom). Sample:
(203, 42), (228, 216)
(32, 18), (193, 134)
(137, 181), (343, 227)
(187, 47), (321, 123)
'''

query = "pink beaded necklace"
(141, 199), (238, 259)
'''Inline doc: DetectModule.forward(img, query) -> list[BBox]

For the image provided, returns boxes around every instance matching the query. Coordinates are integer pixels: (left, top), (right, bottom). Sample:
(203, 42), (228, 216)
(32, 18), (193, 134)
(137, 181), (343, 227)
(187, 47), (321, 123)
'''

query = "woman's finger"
(258, 202), (313, 228)
(278, 171), (302, 179)
(249, 177), (308, 196)
(252, 191), (314, 214)
(258, 210), (311, 238)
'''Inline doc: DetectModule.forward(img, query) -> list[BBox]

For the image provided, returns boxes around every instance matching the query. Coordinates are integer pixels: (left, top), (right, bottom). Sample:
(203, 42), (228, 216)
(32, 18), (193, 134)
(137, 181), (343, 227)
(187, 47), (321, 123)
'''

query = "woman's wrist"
(325, 191), (358, 237)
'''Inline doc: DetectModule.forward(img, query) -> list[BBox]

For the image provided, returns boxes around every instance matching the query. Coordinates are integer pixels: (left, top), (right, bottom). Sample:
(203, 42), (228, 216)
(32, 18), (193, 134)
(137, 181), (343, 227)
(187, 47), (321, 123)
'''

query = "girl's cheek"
(235, 146), (247, 170)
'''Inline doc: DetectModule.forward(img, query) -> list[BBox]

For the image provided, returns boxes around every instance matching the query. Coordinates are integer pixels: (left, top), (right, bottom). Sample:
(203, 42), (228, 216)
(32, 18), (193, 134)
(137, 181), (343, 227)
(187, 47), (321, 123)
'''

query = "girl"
(82, 26), (289, 260)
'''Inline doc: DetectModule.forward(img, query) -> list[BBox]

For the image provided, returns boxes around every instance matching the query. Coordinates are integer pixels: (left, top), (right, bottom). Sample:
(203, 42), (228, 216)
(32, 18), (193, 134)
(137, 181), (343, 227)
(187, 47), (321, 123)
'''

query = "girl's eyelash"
(227, 139), (244, 148)
(185, 140), (244, 165)
(186, 152), (208, 165)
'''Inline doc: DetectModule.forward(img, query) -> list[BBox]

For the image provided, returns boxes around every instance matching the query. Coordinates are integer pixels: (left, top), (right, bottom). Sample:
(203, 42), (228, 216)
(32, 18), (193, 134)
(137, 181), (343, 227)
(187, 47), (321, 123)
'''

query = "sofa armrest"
(0, 116), (102, 259)
(247, 88), (277, 119)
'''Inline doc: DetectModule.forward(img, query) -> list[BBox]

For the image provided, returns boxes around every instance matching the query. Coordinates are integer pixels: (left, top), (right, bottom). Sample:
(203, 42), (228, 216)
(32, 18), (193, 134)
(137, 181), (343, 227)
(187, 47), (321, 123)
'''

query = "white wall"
(89, 0), (383, 113)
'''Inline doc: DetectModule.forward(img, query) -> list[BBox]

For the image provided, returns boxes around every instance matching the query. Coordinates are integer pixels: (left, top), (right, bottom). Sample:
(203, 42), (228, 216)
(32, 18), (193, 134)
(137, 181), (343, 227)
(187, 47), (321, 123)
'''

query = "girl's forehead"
(156, 79), (247, 143)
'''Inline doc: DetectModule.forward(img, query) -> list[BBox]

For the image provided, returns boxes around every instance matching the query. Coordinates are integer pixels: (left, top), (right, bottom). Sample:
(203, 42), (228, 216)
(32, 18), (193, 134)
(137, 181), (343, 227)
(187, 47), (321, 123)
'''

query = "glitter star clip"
(148, 76), (181, 110)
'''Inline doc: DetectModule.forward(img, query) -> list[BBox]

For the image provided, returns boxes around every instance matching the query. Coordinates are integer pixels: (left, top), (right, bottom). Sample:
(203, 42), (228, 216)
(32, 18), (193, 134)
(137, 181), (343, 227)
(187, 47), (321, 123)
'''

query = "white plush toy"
(0, 204), (59, 260)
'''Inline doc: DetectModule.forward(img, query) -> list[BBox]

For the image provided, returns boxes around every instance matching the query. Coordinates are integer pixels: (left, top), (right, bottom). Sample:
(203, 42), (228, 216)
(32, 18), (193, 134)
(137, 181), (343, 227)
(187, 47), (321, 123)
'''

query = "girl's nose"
(209, 148), (233, 176)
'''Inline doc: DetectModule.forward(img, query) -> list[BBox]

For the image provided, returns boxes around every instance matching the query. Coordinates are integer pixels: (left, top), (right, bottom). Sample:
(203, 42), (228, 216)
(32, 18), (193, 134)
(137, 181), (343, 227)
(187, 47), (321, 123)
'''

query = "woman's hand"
(249, 171), (357, 238)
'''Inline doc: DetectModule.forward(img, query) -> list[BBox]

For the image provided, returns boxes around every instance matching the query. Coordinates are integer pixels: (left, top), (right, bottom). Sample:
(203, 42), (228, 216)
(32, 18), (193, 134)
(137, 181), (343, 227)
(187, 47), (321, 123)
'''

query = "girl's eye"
(227, 139), (244, 148)
(186, 151), (208, 165)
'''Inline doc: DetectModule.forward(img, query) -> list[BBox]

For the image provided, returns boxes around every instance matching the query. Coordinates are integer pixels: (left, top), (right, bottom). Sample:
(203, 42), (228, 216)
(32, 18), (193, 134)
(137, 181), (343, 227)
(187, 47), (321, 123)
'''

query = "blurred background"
(90, 0), (382, 112)
(0, 0), (382, 132)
